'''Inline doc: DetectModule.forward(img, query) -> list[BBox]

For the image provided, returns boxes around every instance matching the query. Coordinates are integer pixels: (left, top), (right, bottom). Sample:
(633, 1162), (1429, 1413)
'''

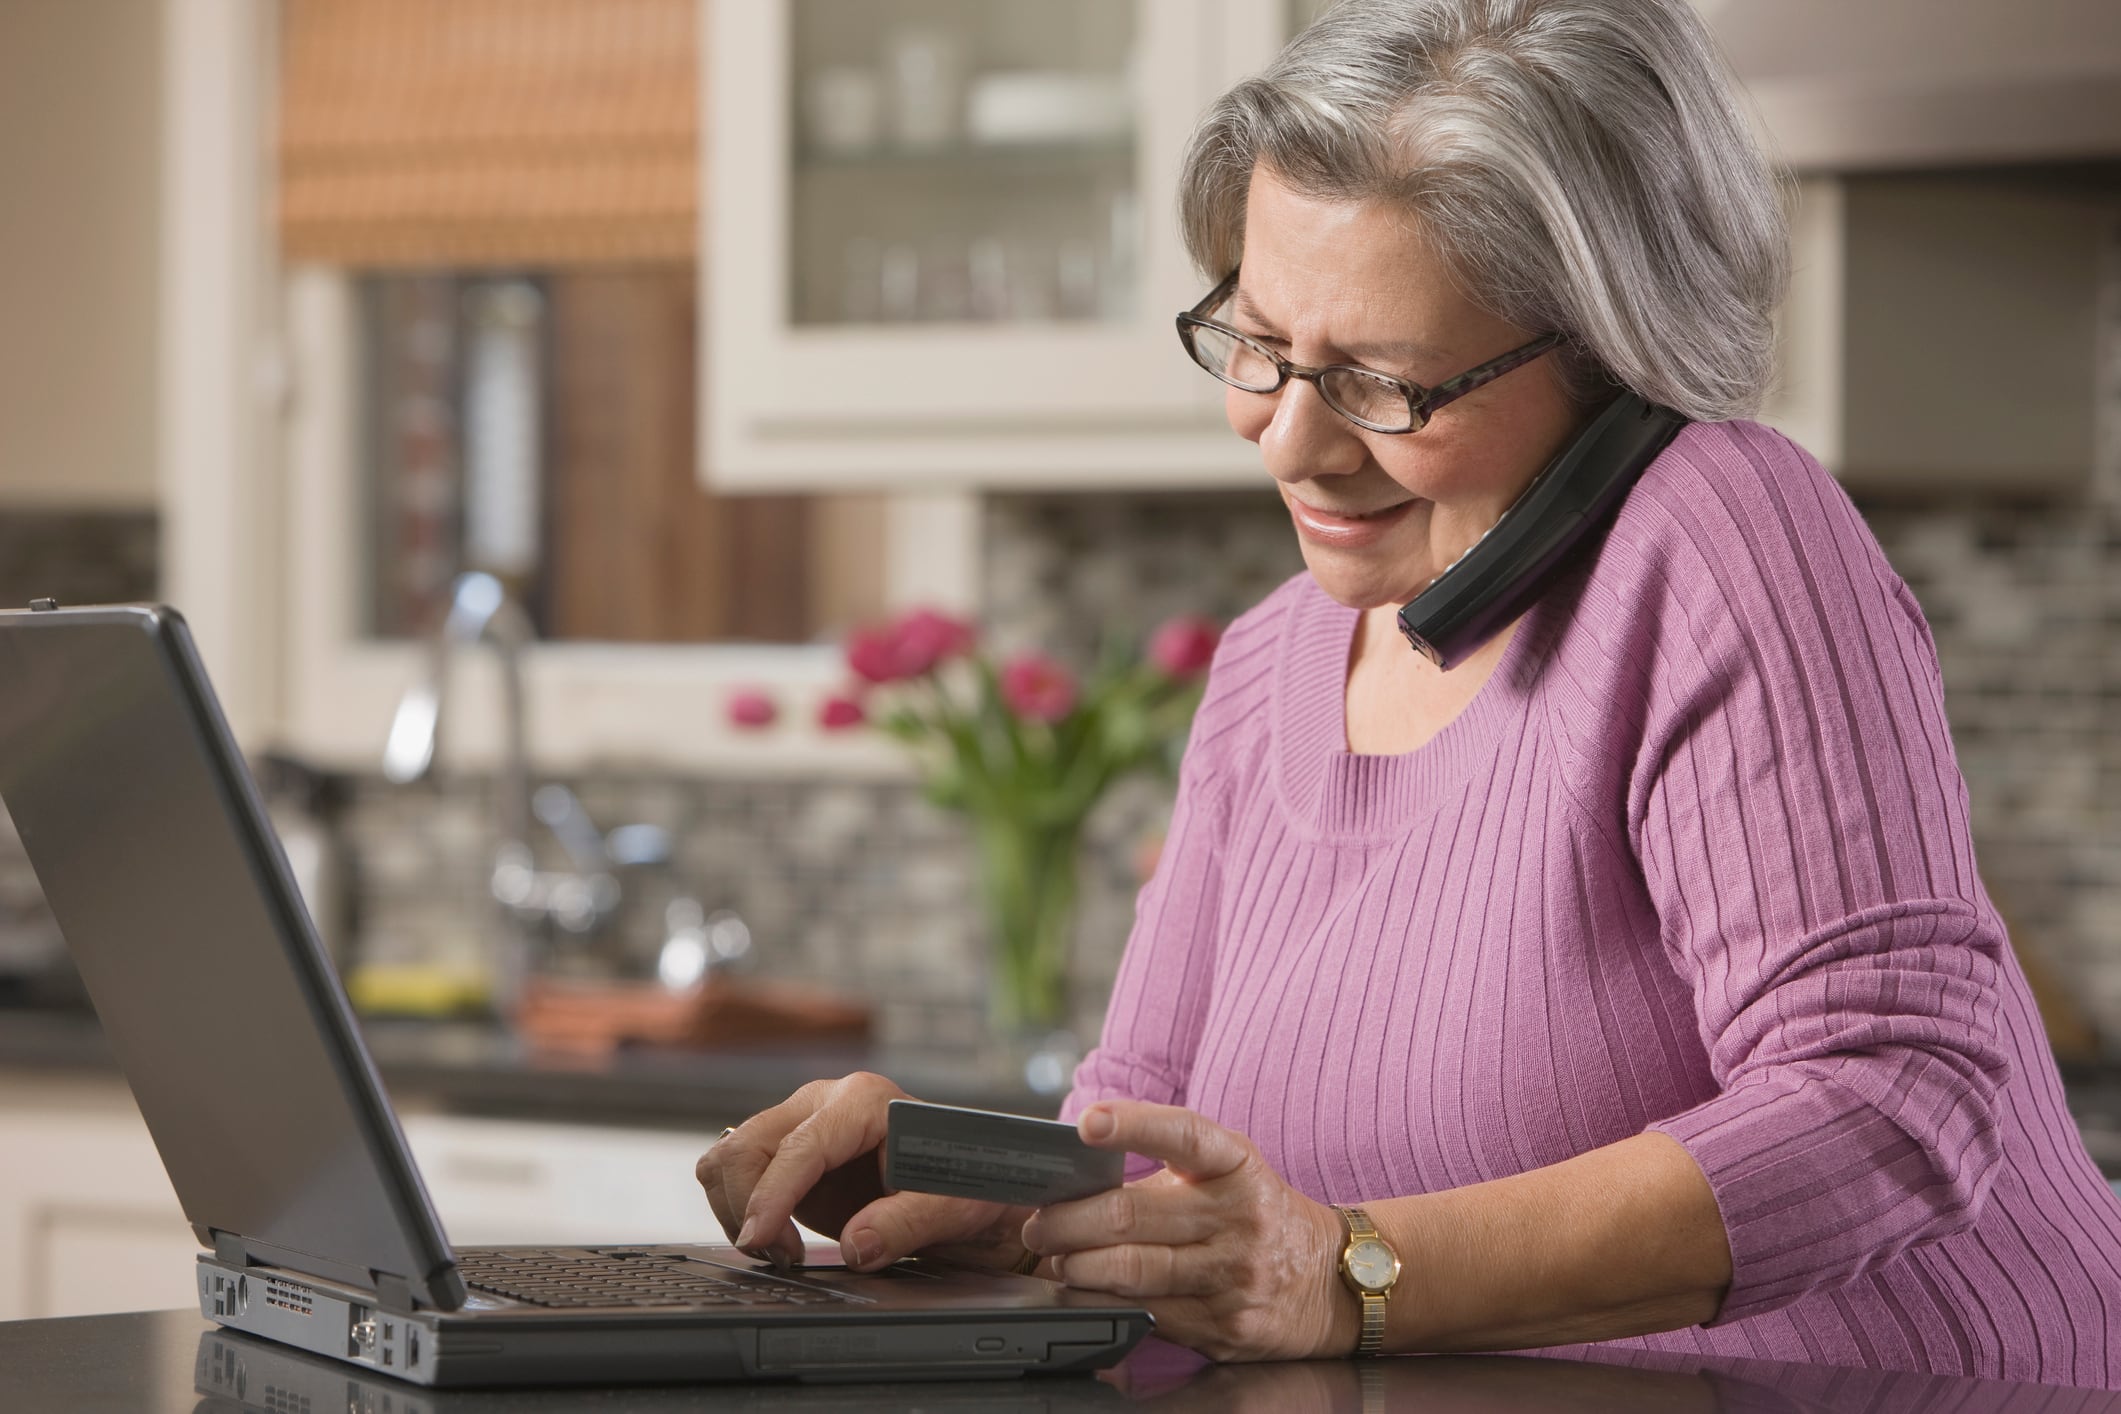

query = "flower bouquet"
(731, 609), (1220, 1041)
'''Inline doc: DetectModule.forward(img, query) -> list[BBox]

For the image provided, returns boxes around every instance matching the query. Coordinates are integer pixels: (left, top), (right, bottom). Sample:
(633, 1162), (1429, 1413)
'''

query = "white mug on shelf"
(884, 29), (966, 150)
(802, 67), (884, 156)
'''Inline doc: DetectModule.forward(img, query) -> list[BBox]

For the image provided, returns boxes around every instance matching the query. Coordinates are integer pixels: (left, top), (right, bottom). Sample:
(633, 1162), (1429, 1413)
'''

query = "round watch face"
(1346, 1237), (1397, 1291)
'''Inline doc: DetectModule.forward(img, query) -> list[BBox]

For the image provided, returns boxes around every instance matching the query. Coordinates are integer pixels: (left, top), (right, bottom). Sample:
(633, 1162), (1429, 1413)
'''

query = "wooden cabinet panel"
(547, 268), (815, 643)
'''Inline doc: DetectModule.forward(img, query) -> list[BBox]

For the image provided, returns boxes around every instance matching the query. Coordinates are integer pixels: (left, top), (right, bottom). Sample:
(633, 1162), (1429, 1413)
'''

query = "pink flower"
(999, 653), (1077, 724)
(893, 608), (977, 676)
(817, 694), (867, 731)
(726, 688), (778, 729)
(1147, 614), (1221, 679)
(846, 623), (912, 684)
(845, 608), (979, 683)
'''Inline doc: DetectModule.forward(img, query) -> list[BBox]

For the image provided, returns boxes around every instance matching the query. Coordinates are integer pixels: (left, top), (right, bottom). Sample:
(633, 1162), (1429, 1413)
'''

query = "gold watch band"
(1336, 1204), (1392, 1358)
(1357, 1288), (1388, 1356)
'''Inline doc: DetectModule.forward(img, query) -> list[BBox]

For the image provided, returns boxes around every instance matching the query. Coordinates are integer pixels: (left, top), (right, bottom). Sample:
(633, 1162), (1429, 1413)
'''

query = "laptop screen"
(0, 606), (461, 1307)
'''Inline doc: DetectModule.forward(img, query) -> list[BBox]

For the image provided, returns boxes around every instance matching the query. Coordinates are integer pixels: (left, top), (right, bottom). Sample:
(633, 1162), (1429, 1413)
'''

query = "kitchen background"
(2, 0), (2118, 1321)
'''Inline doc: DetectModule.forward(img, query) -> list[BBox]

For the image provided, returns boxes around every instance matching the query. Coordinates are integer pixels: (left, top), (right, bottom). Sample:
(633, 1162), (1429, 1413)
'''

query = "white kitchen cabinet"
(0, 1077), (196, 1320)
(0, 1073), (797, 1321)
(702, 0), (1286, 491)
(397, 1113), (733, 1248)
(1760, 173), (2107, 493)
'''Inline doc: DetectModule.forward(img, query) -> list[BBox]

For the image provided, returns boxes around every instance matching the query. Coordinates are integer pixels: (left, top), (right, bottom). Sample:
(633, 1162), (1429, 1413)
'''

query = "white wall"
(0, 0), (164, 508)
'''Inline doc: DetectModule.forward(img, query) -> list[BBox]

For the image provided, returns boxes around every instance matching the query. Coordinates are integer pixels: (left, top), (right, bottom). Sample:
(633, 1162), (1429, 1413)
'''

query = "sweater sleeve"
(1612, 428), (2012, 1326)
(1058, 761), (1230, 1130)
(1059, 583), (1288, 1178)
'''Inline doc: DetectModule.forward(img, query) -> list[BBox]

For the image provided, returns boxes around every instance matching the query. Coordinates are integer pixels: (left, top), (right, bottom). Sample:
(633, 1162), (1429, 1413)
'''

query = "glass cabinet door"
(789, 0), (1141, 329)
(704, 0), (1286, 491)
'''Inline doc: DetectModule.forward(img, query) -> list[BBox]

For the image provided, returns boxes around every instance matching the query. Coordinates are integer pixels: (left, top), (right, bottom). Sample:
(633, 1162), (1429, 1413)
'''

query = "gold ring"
(1011, 1247), (1041, 1277)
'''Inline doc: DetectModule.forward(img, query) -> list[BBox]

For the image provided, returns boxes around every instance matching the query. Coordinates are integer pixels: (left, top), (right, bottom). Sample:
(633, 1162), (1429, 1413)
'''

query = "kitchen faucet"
(383, 570), (533, 853)
(381, 572), (717, 988)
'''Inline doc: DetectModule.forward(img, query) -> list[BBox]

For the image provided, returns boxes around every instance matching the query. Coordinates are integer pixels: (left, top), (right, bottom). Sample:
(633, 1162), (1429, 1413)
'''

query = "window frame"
(275, 266), (976, 776)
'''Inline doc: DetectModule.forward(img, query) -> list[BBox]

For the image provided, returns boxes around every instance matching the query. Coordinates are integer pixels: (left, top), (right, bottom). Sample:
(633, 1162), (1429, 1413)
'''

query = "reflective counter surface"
(9, 1311), (2119, 1414)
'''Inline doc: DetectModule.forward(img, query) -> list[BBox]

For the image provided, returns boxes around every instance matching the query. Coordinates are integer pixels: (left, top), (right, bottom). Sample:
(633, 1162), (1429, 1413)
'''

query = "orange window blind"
(277, 0), (698, 267)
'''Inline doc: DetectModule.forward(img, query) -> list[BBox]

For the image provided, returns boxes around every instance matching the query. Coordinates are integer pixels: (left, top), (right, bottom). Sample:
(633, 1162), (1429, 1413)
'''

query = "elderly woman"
(699, 0), (2121, 1383)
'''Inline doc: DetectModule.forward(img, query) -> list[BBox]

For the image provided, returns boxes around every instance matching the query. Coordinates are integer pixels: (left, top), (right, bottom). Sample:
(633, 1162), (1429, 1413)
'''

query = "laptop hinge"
(212, 1230), (249, 1268)
(372, 1271), (415, 1312)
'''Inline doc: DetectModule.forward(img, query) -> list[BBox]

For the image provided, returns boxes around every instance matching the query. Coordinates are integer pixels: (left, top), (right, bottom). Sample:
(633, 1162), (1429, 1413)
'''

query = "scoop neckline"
(1270, 576), (1549, 839)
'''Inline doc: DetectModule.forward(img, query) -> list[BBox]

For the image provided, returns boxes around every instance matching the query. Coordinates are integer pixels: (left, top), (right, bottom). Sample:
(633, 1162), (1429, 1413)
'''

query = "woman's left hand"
(1019, 1100), (1354, 1362)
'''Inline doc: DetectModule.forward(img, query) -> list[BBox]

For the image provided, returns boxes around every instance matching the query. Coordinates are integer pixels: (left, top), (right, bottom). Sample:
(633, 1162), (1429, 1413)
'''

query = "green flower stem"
(973, 811), (1085, 1034)
(972, 659), (1031, 776)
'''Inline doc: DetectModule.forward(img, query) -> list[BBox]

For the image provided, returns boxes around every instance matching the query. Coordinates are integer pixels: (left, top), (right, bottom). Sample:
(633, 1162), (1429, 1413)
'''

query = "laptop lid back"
(0, 605), (464, 1308)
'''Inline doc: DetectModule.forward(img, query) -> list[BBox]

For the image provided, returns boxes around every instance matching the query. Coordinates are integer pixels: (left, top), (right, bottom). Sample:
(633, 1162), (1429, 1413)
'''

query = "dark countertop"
(10, 1008), (2121, 1178)
(7, 1310), (2119, 1412)
(0, 1007), (1052, 1127)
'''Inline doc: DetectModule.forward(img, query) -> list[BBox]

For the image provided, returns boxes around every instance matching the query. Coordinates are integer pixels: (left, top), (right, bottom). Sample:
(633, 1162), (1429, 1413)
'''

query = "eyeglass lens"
(1185, 322), (1278, 392)
(1186, 322), (1415, 432)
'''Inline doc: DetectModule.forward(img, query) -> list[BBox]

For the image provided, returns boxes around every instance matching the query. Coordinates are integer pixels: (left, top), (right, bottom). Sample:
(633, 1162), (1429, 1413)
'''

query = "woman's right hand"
(696, 1071), (1032, 1273)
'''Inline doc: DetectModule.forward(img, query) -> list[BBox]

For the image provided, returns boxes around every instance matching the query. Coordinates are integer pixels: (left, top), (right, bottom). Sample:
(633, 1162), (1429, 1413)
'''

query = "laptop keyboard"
(455, 1248), (853, 1310)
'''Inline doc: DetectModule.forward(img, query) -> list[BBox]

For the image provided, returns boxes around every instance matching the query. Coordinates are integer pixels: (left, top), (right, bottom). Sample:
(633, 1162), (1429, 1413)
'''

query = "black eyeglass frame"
(1175, 272), (1566, 434)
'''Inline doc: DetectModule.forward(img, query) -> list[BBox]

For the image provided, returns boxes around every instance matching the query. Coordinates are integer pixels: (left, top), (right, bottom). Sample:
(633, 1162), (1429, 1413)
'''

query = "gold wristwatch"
(1333, 1204), (1401, 1357)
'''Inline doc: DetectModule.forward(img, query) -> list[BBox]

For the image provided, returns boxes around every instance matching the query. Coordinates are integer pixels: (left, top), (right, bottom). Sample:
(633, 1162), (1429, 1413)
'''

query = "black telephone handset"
(1396, 391), (1687, 669)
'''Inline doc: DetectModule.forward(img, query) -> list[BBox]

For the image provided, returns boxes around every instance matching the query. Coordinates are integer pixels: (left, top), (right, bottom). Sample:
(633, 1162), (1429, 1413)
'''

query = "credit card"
(884, 1099), (1125, 1207)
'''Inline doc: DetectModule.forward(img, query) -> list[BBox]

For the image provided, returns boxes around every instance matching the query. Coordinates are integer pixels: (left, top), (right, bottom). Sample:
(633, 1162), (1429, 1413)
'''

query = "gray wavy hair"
(1179, 0), (1789, 421)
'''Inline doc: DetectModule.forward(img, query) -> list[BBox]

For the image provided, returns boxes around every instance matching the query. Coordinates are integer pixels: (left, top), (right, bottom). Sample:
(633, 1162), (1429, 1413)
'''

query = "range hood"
(1702, 0), (2121, 170)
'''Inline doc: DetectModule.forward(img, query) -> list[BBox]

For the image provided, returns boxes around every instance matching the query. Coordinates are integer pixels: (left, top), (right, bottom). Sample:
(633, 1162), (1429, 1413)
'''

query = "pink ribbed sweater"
(1062, 419), (2121, 1387)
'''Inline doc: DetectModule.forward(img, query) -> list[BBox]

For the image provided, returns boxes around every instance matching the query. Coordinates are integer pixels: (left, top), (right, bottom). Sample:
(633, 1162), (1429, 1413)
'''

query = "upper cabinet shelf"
(701, 0), (1286, 492)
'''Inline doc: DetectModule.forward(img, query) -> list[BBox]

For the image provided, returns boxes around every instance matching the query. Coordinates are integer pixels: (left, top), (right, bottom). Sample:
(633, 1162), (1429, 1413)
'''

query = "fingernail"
(1049, 1254), (1066, 1283)
(736, 1216), (758, 1249)
(1082, 1108), (1115, 1141)
(847, 1228), (882, 1269)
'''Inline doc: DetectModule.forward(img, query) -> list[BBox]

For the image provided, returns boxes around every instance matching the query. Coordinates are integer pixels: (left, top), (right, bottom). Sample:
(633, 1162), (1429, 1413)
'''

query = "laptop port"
(348, 1305), (376, 1358)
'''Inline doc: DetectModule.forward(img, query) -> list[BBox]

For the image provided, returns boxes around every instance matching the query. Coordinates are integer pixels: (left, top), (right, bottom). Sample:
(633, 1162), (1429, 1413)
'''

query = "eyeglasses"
(1175, 272), (1564, 434)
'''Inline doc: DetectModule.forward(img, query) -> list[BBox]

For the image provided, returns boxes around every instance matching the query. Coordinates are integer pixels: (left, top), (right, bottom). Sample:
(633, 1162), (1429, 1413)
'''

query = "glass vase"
(971, 811), (1084, 1078)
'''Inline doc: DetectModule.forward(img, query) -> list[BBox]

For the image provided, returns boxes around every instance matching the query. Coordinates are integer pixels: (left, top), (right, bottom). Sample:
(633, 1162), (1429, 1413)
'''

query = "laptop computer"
(0, 602), (1152, 1387)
